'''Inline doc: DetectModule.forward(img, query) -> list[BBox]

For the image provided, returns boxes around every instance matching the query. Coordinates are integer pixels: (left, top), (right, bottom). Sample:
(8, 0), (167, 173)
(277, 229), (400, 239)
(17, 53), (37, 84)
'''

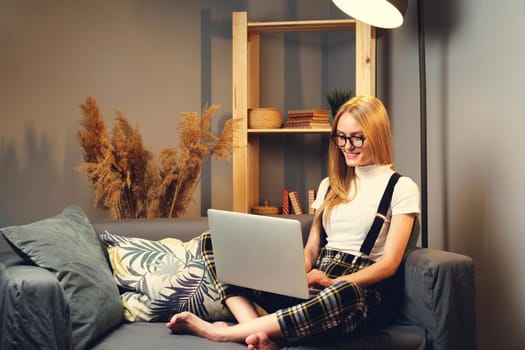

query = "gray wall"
(1, 0), (524, 348)
(387, 1), (525, 348)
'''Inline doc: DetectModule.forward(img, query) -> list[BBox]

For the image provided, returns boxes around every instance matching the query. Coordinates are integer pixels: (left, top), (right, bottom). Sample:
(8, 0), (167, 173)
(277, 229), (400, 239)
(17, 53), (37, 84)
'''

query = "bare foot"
(166, 312), (227, 342)
(245, 332), (280, 350)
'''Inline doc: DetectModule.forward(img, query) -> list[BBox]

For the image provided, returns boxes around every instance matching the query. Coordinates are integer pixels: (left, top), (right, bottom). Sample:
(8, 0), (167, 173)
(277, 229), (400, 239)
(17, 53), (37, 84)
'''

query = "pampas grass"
(77, 96), (233, 219)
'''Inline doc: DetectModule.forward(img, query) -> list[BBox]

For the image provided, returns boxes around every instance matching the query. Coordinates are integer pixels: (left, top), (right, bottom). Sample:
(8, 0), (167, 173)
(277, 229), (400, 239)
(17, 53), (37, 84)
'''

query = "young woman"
(166, 95), (420, 350)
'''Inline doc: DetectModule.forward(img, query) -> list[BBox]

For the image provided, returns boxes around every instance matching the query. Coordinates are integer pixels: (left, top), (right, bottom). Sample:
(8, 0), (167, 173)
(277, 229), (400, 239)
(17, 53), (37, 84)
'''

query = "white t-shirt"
(311, 164), (420, 261)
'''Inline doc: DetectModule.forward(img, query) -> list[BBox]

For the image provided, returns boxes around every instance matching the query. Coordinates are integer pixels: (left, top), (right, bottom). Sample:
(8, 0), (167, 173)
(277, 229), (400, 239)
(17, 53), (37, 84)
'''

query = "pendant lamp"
(332, 0), (428, 248)
(332, 0), (408, 29)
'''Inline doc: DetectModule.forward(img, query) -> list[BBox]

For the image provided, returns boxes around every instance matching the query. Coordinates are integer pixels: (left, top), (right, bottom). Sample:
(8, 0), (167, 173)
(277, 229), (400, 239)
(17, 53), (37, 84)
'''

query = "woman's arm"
(303, 210), (323, 272)
(311, 213), (416, 288)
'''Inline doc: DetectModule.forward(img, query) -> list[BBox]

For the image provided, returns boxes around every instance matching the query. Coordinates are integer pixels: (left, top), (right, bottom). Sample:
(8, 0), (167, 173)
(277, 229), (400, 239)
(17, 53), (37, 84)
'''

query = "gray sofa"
(0, 214), (477, 350)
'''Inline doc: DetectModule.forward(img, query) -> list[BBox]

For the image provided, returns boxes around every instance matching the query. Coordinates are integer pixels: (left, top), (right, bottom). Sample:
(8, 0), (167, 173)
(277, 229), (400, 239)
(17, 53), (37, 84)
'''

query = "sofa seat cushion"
(382, 325), (426, 350)
(92, 322), (246, 350)
(100, 231), (232, 323)
(0, 205), (123, 349)
(92, 322), (425, 350)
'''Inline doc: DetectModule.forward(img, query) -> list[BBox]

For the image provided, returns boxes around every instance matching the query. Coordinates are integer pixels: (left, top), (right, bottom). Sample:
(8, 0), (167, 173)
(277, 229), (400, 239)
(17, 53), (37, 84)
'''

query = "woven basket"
(248, 108), (282, 129)
(252, 201), (280, 215)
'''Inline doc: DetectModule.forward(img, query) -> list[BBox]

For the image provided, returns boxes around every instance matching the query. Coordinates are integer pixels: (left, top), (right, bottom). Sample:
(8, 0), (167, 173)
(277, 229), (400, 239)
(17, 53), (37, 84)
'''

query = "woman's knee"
(322, 281), (369, 318)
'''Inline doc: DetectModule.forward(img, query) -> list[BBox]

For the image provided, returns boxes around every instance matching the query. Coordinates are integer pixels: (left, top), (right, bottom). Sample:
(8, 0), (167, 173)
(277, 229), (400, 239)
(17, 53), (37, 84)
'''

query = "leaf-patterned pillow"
(100, 231), (232, 323)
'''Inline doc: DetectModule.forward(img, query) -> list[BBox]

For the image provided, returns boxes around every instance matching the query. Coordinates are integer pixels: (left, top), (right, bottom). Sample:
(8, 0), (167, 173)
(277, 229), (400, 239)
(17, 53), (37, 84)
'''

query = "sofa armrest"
(0, 258), (73, 350)
(399, 248), (477, 350)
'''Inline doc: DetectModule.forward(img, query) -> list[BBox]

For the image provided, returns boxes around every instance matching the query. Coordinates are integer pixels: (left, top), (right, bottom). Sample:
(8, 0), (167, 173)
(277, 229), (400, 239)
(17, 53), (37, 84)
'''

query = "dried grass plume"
(77, 96), (233, 219)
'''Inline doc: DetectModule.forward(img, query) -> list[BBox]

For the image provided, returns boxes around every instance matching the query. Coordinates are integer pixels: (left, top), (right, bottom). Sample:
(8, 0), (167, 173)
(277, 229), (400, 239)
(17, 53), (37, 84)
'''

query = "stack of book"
(284, 109), (331, 129)
(281, 189), (318, 215)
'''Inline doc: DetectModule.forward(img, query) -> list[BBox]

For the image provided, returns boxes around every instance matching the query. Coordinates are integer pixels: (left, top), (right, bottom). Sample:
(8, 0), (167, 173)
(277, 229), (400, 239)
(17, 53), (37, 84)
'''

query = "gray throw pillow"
(1, 205), (123, 349)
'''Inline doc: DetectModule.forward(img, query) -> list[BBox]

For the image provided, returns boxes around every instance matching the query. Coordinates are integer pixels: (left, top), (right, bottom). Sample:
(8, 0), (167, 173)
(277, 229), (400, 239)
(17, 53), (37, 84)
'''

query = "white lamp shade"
(332, 0), (408, 28)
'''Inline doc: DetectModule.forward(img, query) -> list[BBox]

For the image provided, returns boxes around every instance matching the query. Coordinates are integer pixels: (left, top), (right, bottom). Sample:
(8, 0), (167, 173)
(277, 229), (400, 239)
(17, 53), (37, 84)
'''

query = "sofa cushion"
(100, 231), (232, 322)
(0, 205), (123, 349)
(92, 322), (246, 350)
(91, 321), (425, 350)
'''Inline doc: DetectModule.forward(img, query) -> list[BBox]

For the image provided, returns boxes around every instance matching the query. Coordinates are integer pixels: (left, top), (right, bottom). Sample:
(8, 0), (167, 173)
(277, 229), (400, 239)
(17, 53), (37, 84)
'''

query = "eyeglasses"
(331, 133), (366, 148)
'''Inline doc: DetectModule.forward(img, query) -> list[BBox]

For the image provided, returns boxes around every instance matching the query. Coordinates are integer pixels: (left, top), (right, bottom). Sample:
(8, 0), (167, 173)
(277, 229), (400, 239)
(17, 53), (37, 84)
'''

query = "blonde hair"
(320, 95), (394, 216)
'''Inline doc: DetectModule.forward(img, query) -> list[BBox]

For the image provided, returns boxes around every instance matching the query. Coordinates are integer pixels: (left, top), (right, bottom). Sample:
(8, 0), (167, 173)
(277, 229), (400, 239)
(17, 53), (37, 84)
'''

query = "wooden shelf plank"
(248, 19), (356, 33)
(248, 128), (332, 134)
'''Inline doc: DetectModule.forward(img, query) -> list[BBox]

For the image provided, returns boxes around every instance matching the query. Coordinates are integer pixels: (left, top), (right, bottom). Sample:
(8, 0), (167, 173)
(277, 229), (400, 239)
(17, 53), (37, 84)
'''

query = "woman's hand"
(307, 269), (333, 288)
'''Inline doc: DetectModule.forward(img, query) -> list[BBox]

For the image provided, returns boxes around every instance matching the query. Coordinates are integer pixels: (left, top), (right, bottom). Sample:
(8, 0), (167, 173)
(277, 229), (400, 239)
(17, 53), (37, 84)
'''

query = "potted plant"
(326, 88), (354, 118)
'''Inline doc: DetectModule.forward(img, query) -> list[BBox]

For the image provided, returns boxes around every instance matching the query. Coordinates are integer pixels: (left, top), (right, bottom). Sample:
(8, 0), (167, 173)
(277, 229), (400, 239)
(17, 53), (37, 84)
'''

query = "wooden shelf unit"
(232, 11), (376, 213)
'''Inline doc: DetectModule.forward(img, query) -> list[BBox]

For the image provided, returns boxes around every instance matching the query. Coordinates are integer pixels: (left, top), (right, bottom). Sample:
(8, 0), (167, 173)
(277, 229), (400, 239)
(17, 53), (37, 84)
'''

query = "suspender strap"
(359, 172), (401, 255)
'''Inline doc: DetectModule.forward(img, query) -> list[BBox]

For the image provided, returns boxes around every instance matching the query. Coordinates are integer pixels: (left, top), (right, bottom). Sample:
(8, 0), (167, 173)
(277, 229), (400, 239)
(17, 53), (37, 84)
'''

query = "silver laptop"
(207, 209), (310, 299)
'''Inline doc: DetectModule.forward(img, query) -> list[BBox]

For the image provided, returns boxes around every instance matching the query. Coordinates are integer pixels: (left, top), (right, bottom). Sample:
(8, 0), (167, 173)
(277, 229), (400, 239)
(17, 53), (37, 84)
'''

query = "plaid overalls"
(200, 232), (386, 340)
